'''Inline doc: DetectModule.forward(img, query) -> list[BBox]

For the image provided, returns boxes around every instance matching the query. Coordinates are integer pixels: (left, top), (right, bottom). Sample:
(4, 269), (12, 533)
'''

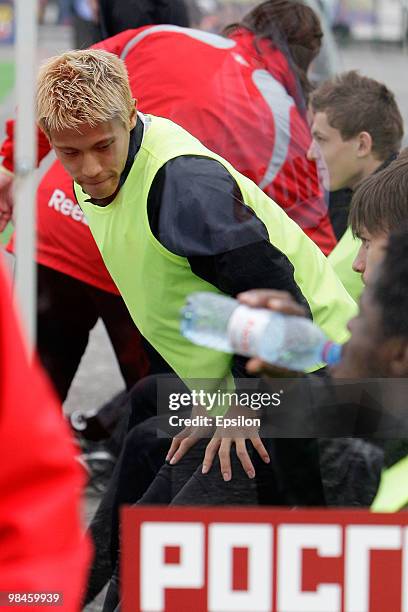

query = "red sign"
(122, 506), (408, 612)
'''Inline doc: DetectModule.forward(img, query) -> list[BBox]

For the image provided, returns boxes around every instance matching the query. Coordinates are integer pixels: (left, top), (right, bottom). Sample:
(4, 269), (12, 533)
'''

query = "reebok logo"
(48, 189), (89, 225)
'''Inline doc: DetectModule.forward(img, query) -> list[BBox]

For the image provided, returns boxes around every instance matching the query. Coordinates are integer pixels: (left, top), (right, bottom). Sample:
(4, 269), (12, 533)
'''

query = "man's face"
(307, 111), (363, 191)
(352, 227), (389, 285)
(331, 286), (388, 378)
(49, 113), (136, 201)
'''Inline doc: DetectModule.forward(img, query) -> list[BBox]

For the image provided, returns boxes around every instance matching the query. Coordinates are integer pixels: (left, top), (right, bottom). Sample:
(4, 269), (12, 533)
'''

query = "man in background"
(307, 70), (403, 299)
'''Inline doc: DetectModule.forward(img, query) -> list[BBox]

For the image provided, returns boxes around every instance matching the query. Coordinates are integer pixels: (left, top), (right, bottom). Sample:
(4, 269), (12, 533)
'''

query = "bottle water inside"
(181, 292), (341, 371)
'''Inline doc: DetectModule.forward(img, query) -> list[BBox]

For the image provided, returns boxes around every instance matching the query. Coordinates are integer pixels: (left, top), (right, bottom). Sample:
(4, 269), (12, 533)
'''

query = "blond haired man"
(36, 48), (356, 477)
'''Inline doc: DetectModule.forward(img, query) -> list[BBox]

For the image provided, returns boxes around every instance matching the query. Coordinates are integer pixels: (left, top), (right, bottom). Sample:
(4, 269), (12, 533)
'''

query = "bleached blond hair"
(37, 49), (134, 135)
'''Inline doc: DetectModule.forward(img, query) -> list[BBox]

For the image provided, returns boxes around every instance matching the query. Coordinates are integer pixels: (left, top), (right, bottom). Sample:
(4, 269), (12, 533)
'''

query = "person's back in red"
(0, 254), (90, 609)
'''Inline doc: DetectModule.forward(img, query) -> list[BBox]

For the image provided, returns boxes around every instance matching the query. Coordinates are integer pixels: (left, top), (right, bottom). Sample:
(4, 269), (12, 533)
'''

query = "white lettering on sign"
(208, 524), (273, 612)
(136, 520), (407, 611)
(48, 189), (89, 225)
(345, 525), (401, 612)
(277, 524), (342, 612)
(140, 522), (204, 611)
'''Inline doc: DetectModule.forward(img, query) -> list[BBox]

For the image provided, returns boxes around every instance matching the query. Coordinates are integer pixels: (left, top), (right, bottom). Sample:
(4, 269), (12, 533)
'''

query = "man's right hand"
(0, 171), (14, 233)
(237, 289), (306, 377)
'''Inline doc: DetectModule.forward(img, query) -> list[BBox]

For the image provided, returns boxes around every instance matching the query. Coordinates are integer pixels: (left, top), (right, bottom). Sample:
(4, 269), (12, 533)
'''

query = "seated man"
(349, 148), (408, 284)
(307, 70), (403, 299)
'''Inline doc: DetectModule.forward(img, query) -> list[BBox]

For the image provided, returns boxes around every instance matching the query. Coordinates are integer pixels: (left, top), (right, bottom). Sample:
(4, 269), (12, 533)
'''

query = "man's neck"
(349, 157), (385, 191)
(91, 186), (121, 208)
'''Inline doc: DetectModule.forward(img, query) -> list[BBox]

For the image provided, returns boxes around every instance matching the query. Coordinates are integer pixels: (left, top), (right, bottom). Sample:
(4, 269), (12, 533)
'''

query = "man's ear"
(357, 131), (373, 158)
(388, 339), (408, 377)
(129, 101), (137, 129)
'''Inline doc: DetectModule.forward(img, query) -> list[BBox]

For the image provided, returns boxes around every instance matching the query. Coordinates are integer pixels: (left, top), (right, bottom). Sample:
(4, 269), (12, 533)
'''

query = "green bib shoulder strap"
(371, 455), (408, 512)
(329, 226), (364, 302)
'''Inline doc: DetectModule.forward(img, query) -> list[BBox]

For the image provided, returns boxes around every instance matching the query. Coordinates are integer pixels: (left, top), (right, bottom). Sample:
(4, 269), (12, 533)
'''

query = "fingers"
(203, 435), (270, 481)
(246, 357), (297, 378)
(165, 436), (182, 463)
(218, 438), (232, 481)
(202, 437), (221, 475)
(238, 289), (292, 307)
(234, 437), (256, 479)
(251, 436), (270, 464)
(167, 434), (199, 465)
(238, 289), (306, 317)
(246, 357), (275, 374)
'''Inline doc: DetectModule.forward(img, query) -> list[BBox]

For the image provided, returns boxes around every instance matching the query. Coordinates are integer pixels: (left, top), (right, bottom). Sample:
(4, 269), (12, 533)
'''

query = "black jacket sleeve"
(147, 155), (311, 315)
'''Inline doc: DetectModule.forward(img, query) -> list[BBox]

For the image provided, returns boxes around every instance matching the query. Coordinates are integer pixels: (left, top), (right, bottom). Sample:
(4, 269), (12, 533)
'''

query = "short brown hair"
(310, 71), (403, 161)
(349, 148), (408, 237)
(37, 49), (134, 136)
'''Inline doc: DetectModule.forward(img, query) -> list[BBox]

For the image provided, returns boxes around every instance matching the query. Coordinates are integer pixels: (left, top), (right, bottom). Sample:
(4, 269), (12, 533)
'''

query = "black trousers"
(86, 375), (327, 606)
(36, 264), (150, 402)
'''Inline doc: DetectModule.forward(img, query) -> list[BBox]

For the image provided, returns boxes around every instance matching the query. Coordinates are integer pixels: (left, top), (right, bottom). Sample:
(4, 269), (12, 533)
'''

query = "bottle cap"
(323, 341), (342, 366)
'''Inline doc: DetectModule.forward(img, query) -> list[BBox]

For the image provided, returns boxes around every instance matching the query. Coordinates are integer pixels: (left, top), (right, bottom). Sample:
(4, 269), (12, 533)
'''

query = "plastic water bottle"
(180, 292), (342, 370)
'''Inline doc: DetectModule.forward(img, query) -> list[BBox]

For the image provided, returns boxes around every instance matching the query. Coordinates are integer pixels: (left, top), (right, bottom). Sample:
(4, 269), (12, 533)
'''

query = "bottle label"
(227, 305), (271, 357)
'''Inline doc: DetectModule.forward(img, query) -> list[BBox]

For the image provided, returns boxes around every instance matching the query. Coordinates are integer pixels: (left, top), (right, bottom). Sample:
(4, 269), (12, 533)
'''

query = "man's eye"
(63, 151), (77, 157)
(98, 142), (112, 150)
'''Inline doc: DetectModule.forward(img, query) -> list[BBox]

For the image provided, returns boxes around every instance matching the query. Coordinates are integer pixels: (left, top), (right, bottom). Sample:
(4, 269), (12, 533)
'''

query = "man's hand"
(202, 429), (270, 482)
(238, 289), (305, 377)
(165, 404), (214, 465)
(165, 402), (270, 482)
(0, 171), (14, 233)
(238, 288), (307, 316)
(202, 403), (269, 481)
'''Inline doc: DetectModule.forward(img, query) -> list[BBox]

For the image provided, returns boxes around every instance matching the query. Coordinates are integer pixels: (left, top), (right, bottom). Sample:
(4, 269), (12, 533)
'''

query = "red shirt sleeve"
(0, 255), (91, 610)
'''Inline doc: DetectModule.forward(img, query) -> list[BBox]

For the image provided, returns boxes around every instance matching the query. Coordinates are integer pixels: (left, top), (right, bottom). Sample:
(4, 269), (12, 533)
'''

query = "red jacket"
(0, 254), (91, 609)
(1, 26), (336, 293)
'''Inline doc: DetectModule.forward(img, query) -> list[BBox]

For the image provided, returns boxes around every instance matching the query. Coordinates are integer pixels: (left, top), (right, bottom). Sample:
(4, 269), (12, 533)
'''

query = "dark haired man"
(307, 70), (403, 300)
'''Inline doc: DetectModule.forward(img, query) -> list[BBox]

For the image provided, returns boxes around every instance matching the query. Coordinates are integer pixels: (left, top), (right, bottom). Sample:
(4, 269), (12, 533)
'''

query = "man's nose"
(81, 154), (102, 178)
(352, 246), (366, 275)
(307, 140), (317, 161)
